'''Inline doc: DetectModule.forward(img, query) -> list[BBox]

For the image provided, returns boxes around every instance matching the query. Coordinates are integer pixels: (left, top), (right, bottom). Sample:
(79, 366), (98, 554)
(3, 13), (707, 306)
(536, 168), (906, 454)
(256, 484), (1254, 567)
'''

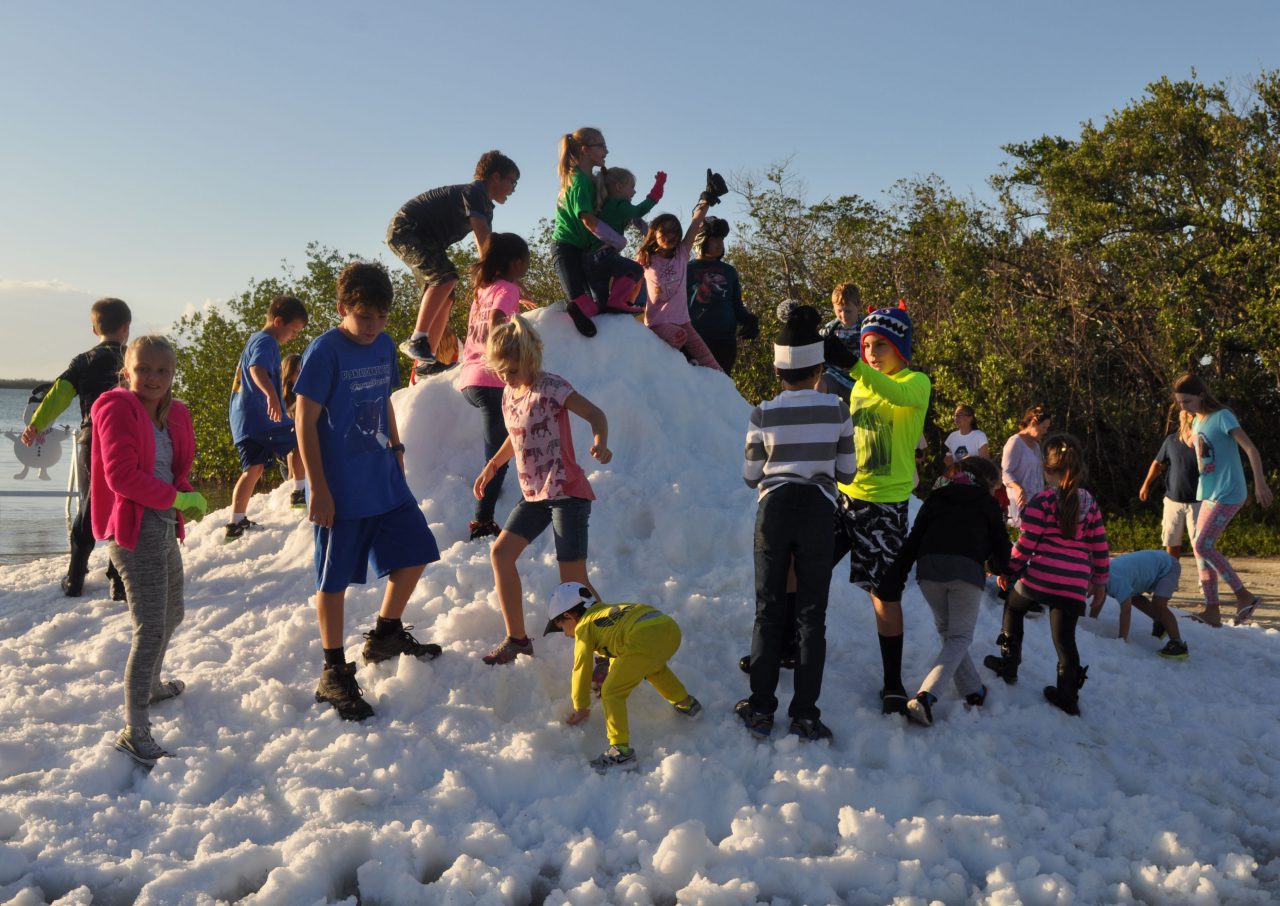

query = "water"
(0, 387), (80, 566)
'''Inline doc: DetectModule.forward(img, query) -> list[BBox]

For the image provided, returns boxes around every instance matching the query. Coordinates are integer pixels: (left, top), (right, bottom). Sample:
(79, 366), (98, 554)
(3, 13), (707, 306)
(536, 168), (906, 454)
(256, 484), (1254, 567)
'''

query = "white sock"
(232, 512), (247, 524)
(293, 479), (306, 491)
(411, 330), (428, 341)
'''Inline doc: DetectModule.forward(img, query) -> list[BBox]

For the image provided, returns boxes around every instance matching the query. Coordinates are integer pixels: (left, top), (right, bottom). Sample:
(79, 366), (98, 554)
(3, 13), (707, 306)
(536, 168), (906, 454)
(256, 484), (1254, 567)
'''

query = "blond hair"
(485, 314), (543, 382)
(557, 127), (604, 200)
(123, 335), (177, 428)
(600, 166), (635, 199)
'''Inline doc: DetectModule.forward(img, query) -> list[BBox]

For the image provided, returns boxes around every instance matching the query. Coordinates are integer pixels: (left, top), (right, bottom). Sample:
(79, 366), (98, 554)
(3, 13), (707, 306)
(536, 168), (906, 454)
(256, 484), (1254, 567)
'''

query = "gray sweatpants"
(917, 578), (984, 699)
(109, 511), (184, 727)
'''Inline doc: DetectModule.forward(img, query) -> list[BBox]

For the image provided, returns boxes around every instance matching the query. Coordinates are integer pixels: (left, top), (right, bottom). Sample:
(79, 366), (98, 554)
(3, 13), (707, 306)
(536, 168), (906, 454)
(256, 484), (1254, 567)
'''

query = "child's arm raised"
(1230, 426), (1274, 508)
(296, 395), (333, 528)
(565, 393), (611, 463)
(682, 199), (710, 252)
(474, 436), (515, 500)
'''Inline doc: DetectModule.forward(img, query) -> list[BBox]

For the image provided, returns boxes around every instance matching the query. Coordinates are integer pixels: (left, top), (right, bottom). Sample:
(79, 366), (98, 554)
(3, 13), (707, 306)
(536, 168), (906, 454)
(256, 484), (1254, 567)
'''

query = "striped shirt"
(1010, 487), (1110, 609)
(743, 389), (855, 502)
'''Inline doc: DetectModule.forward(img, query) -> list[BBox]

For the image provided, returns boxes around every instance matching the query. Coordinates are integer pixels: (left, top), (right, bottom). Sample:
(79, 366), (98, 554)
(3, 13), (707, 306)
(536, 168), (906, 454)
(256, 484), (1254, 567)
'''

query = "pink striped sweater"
(1009, 487), (1109, 610)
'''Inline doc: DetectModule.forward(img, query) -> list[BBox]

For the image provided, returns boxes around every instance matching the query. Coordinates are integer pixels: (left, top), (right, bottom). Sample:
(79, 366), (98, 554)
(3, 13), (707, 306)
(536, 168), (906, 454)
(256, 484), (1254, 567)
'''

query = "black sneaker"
(1157, 639), (1189, 660)
(879, 687), (909, 716)
(906, 692), (935, 727)
(415, 359), (457, 378)
(223, 518), (257, 543)
(468, 520), (501, 541)
(61, 573), (84, 598)
(734, 698), (774, 740)
(398, 336), (436, 365)
(789, 716), (833, 742)
(362, 625), (442, 664)
(1151, 619), (1167, 639)
(290, 489), (307, 509)
(964, 685), (988, 709)
(315, 662), (374, 721)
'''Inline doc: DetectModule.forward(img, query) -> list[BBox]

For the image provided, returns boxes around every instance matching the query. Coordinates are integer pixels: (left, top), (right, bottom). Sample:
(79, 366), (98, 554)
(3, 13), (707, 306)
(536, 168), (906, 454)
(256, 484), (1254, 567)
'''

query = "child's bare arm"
(474, 436), (515, 500)
(296, 395), (333, 527)
(682, 199), (710, 250)
(1231, 427), (1273, 507)
(248, 364), (284, 422)
(565, 392), (611, 463)
(1138, 460), (1165, 501)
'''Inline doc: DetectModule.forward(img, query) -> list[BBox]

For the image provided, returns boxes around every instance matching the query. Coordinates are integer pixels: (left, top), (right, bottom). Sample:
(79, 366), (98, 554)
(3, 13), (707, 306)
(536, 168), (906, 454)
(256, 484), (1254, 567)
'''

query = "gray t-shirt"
(151, 424), (177, 524)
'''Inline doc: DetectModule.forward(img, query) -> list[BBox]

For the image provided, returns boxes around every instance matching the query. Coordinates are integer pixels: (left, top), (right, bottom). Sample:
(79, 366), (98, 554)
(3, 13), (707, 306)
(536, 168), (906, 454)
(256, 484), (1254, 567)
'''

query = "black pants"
(461, 385), (508, 523)
(700, 332), (738, 374)
(68, 438), (96, 580)
(1005, 588), (1080, 673)
(751, 484), (835, 719)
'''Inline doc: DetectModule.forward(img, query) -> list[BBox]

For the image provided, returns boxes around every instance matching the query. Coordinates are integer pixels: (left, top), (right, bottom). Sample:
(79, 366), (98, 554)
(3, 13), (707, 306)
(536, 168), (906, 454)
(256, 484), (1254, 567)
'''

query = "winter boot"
(605, 276), (642, 314)
(567, 294), (598, 337)
(1043, 664), (1087, 716)
(983, 631), (1022, 685)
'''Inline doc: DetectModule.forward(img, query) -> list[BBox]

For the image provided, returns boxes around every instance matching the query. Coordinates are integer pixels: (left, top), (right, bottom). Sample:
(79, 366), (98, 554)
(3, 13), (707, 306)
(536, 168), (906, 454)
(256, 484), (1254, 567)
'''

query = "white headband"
(774, 341), (824, 369)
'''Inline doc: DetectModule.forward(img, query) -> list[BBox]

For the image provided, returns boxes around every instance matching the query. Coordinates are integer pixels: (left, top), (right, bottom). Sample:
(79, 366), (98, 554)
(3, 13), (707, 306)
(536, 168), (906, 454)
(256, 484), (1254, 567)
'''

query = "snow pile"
(1, 308), (1278, 904)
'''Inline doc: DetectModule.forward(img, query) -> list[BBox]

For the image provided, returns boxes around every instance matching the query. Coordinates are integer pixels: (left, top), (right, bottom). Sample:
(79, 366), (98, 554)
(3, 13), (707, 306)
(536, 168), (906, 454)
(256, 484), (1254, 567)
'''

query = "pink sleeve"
(1085, 502), (1110, 585)
(544, 373), (574, 407)
(96, 395), (180, 511)
(496, 280), (521, 317)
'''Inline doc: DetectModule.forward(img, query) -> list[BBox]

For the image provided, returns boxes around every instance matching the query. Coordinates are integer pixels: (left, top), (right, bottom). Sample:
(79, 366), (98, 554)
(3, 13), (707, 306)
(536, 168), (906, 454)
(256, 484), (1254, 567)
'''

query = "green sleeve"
(852, 362), (930, 409)
(28, 378), (76, 431)
(632, 196), (658, 218)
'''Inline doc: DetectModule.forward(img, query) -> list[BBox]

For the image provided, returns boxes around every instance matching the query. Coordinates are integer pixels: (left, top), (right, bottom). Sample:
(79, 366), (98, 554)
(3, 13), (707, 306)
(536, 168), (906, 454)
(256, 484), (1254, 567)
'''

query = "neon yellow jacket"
(840, 360), (931, 503)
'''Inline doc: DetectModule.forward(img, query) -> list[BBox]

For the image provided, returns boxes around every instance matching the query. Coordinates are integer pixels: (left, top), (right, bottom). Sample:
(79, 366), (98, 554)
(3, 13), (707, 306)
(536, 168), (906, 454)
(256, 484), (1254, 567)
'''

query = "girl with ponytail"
(552, 127), (623, 338)
(1173, 374), (1273, 626)
(984, 433), (1109, 716)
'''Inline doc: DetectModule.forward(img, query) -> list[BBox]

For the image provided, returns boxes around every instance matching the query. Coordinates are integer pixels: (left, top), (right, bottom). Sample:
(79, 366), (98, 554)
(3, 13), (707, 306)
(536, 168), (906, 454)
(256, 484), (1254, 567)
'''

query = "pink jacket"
(90, 388), (195, 550)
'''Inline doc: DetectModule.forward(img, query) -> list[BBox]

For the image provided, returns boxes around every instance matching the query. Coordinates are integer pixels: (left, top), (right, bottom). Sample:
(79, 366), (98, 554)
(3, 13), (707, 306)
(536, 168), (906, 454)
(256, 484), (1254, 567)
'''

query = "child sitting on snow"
(546, 583), (701, 773)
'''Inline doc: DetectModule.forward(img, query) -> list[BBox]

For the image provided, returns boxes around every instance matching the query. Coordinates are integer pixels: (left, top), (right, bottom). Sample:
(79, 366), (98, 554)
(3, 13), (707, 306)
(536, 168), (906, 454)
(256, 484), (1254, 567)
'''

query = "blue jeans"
(462, 385), (508, 522)
(551, 241), (590, 301)
(503, 496), (592, 561)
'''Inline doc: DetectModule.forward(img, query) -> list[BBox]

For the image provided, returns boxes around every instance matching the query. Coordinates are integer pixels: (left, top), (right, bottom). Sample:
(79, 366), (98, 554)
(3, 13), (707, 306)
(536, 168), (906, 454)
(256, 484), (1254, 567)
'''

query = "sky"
(1, 0), (1277, 380)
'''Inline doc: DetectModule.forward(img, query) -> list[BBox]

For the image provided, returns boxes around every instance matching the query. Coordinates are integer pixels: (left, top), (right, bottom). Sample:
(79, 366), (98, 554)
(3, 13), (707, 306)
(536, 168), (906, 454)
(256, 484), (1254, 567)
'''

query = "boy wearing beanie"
(736, 303), (855, 742)
(832, 302), (931, 715)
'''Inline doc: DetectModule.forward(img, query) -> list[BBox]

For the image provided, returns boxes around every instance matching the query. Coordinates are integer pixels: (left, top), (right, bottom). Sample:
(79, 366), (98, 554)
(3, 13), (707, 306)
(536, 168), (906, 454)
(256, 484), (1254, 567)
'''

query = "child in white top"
(944, 404), (989, 473)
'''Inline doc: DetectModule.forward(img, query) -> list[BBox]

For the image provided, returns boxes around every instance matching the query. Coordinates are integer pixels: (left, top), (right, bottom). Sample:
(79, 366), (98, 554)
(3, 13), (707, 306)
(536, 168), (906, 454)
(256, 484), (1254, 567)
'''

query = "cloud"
(0, 278), (88, 294)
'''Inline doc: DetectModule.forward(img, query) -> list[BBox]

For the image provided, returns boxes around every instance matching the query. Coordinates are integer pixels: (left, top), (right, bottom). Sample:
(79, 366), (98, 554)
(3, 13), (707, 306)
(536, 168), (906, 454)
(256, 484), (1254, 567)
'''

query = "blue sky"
(1, 0), (1276, 379)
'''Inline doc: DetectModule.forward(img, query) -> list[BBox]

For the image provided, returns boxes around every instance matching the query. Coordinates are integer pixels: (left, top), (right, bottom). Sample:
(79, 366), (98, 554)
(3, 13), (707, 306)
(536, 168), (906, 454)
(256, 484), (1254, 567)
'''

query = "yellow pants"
(601, 619), (689, 747)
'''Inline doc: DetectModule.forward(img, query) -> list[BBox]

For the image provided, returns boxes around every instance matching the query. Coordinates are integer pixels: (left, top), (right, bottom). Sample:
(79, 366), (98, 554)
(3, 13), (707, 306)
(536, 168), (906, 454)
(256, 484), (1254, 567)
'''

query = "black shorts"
(831, 496), (909, 599)
(386, 216), (458, 291)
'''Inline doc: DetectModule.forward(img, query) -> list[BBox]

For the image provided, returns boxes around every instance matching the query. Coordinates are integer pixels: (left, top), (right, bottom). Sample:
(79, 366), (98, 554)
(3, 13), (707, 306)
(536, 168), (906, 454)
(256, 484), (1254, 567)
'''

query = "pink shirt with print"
(502, 372), (595, 502)
(460, 280), (521, 389)
(642, 245), (692, 327)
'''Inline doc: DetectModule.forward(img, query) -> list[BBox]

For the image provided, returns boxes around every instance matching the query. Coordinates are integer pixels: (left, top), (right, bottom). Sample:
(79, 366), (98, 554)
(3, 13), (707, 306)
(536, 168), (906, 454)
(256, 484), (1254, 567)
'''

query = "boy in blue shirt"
(295, 262), (443, 721)
(227, 295), (308, 540)
(1089, 550), (1188, 659)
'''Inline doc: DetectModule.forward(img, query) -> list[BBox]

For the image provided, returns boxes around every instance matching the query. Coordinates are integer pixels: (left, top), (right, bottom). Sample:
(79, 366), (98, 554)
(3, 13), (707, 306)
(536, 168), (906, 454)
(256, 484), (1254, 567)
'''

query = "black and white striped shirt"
(744, 389), (855, 502)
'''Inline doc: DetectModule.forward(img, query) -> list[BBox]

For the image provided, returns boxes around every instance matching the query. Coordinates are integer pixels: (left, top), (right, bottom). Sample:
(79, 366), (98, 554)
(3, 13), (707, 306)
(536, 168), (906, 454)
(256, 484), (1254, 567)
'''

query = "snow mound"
(1, 308), (1278, 904)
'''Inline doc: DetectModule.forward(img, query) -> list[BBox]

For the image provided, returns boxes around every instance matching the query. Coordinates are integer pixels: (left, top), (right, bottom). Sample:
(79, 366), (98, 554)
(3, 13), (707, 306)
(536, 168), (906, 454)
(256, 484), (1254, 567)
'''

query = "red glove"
(648, 171), (667, 201)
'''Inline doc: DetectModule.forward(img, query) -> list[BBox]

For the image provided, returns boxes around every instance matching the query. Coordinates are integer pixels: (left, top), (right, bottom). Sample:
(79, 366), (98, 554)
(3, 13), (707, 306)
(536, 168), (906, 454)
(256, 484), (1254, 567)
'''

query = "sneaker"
(1157, 639), (1189, 660)
(589, 744), (638, 773)
(315, 661), (374, 721)
(114, 724), (171, 767)
(906, 692), (935, 727)
(468, 520), (501, 541)
(1151, 619), (1167, 639)
(482, 635), (534, 665)
(362, 625), (442, 664)
(673, 696), (702, 718)
(879, 687), (909, 716)
(398, 335), (436, 365)
(223, 518), (257, 542)
(60, 573), (84, 597)
(415, 359), (457, 378)
(148, 679), (185, 704)
(789, 716), (833, 742)
(734, 698), (774, 740)
(290, 489), (307, 509)
(591, 655), (611, 695)
(964, 685), (988, 709)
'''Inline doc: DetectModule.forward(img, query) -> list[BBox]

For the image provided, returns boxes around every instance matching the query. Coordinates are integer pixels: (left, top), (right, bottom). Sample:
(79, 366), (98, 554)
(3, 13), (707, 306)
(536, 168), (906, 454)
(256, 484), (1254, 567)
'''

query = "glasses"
(587, 142), (608, 152)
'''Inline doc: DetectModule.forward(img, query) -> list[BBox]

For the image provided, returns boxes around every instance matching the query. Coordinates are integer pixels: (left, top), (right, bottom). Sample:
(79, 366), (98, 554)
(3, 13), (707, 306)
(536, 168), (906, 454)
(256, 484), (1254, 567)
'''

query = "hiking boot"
(398, 336), (436, 365)
(983, 631), (1021, 684)
(734, 698), (774, 740)
(362, 625), (442, 664)
(673, 696), (702, 718)
(290, 489), (307, 509)
(114, 724), (171, 767)
(468, 520), (501, 541)
(223, 518), (257, 542)
(879, 687), (909, 716)
(789, 716), (833, 742)
(482, 635), (534, 665)
(964, 685), (988, 709)
(591, 655), (611, 695)
(61, 573), (84, 597)
(907, 692), (936, 727)
(315, 661), (374, 721)
(1157, 639), (1189, 660)
(148, 679), (185, 704)
(589, 744), (638, 773)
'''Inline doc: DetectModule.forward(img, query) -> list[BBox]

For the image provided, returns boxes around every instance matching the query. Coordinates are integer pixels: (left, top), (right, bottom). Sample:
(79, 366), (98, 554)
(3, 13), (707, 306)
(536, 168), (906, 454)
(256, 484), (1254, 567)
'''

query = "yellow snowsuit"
(570, 602), (689, 746)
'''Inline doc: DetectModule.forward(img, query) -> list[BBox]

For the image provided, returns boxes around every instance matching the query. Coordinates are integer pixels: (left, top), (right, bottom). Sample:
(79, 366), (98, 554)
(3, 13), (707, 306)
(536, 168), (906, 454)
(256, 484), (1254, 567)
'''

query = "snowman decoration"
(5, 383), (72, 480)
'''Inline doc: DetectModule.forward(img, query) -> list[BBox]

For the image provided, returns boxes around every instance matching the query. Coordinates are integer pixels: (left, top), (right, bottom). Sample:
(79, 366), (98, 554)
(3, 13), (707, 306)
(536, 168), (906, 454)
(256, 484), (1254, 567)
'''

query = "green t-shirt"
(599, 195), (658, 234)
(840, 360), (931, 503)
(552, 166), (600, 249)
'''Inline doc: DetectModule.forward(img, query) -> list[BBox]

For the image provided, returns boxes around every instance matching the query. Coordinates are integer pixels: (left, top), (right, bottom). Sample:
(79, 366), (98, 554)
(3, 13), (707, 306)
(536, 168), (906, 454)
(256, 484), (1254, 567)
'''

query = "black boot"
(983, 631), (1022, 685)
(1043, 664), (1087, 716)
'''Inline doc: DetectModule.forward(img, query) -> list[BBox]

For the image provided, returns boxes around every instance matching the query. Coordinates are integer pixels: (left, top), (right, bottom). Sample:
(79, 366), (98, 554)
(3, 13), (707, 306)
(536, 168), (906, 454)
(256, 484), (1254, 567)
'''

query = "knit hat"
(860, 301), (912, 363)
(773, 301), (825, 369)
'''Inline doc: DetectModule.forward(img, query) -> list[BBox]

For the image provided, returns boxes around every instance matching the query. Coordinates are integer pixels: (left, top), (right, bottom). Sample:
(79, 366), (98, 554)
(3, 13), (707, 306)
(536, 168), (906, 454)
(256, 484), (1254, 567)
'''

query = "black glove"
(824, 333), (858, 369)
(700, 168), (728, 206)
(738, 312), (759, 340)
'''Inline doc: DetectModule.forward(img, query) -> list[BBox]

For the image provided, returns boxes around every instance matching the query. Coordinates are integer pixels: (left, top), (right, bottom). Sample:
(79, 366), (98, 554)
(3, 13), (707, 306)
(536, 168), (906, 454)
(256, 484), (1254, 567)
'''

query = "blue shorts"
(314, 500), (440, 593)
(503, 497), (591, 561)
(235, 425), (297, 471)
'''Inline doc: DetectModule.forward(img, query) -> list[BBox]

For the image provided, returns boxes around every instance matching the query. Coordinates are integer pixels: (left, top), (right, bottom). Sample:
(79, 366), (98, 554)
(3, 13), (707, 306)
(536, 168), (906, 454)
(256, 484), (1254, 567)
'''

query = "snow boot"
(983, 631), (1021, 685)
(1043, 664), (1087, 716)
(567, 294), (598, 337)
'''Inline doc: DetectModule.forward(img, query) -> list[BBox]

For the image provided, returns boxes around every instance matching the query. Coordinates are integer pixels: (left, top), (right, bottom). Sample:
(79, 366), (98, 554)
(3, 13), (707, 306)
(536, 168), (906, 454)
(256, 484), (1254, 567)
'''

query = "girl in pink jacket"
(91, 336), (207, 767)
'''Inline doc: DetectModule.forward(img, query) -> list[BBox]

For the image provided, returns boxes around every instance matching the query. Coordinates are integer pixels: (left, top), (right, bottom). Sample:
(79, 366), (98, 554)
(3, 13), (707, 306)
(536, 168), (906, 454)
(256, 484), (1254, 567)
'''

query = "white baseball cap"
(544, 582), (597, 636)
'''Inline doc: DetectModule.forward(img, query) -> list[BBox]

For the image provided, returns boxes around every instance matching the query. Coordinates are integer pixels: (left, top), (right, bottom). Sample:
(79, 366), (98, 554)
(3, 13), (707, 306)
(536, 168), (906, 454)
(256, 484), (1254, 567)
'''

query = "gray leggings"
(917, 578), (984, 699)
(109, 511), (184, 727)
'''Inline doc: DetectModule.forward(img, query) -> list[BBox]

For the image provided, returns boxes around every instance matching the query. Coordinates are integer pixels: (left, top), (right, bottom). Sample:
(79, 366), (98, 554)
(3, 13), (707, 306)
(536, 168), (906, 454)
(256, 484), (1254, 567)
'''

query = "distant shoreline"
(0, 379), (47, 390)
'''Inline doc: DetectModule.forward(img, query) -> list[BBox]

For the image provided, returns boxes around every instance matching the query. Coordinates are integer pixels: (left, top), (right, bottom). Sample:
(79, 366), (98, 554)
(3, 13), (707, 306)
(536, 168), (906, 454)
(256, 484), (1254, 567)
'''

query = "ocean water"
(0, 386), (79, 566)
